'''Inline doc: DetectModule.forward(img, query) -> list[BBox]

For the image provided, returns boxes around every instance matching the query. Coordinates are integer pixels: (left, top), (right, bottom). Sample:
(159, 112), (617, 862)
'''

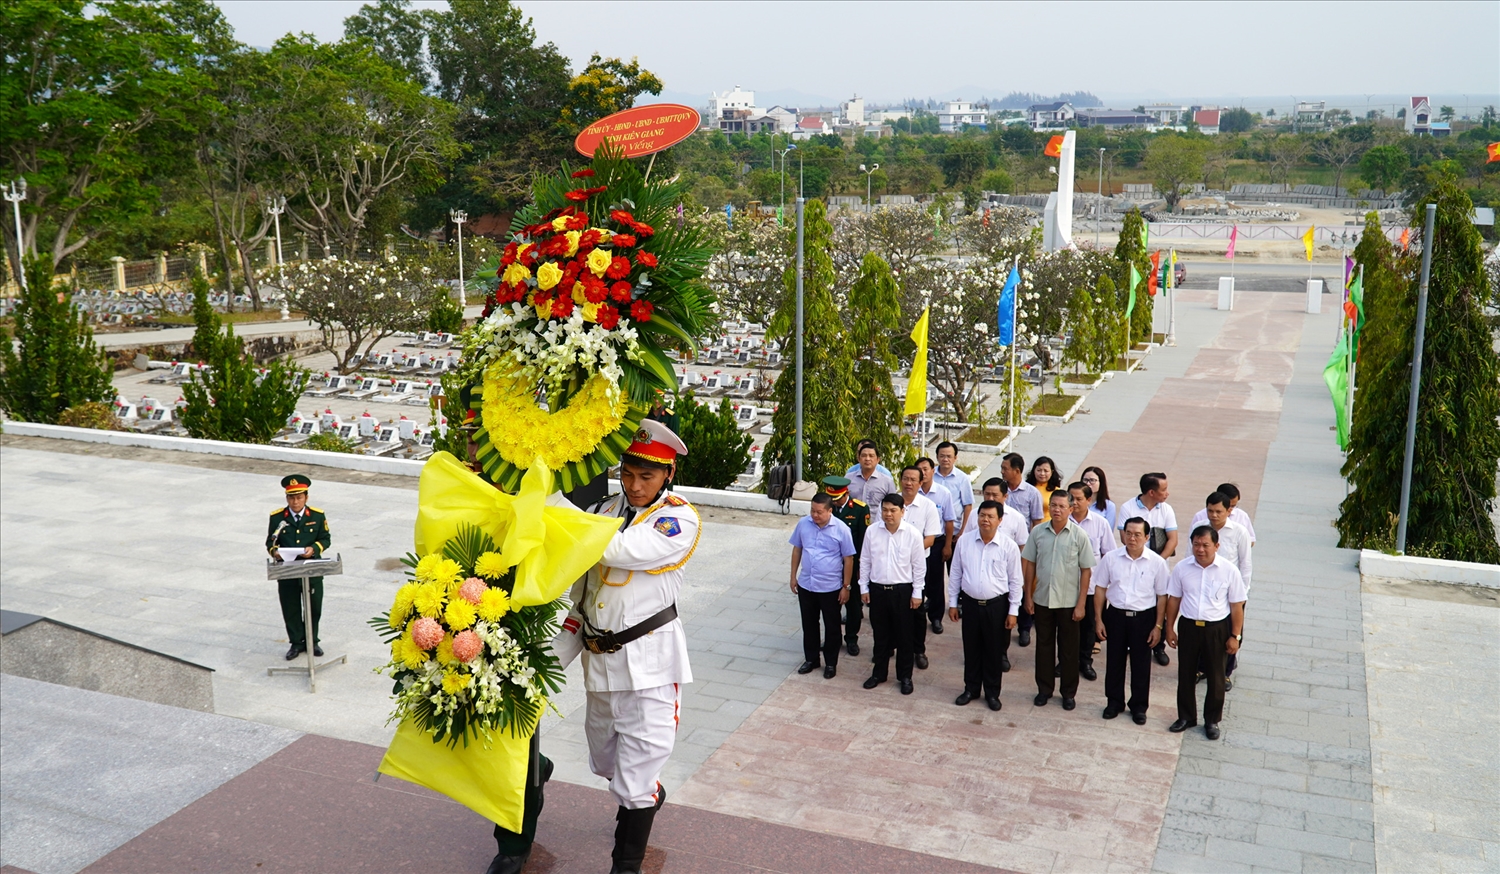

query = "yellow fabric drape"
(378, 719), (532, 832)
(413, 451), (620, 606)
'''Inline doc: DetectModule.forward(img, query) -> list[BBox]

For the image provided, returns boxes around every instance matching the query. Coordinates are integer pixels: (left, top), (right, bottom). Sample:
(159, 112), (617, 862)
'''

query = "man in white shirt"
(947, 501), (1023, 711)
(1164, 525), (1247, 741)
(1118, 472), (1178, 668)
(1203, 492), (1252, 686)
(1002, 453), (1045, 648)
(1092, 517), (1170, 724)
(897, 465), (944, 671)
(963, 477), (1028, 673)
(859, 494), (926, 696)
(917, 457), (957, 636)
(933, 441), (975, 537)
(1190, 482), (1256, 545)
(1068, 481), (1116, 683)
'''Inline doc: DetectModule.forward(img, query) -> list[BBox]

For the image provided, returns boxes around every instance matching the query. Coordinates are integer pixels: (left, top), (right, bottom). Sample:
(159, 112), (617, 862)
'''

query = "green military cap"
(821, 475), (851, 496)
(281, 474), (312, 494)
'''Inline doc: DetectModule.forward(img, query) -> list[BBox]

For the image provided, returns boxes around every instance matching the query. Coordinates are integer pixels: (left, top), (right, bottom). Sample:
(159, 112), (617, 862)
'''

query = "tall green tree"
(674, 395), (753, 491)
(1143, 134), (1204, 212)
(763, 200), (856, 485)
(0, 258), (115, 422)
(1359, 145), (1409, 192)
(1090, 273), (1124, 374)
(1115, 209), (1154, 344)
(1346, 213), (1406, 382)
(1062, 282), (1096, 378)
(1337, 175), (1500, 562)
(846, 253), (910, 458)
(343, 0), (432, 86)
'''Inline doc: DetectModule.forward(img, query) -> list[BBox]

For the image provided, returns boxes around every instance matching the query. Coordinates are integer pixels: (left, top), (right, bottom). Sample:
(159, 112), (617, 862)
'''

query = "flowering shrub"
(286, 255), (448, 372)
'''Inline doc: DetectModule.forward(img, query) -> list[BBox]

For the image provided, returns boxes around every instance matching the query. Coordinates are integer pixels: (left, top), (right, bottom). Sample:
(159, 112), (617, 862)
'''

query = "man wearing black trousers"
(1092, 518), (1170, 725)
(860, 495), (927, 696)
(1021, 492), (1096, 711)
(947, 501), (1022, 711)
(1164, 526), (1247, 741)
(788, 493), (856, 678)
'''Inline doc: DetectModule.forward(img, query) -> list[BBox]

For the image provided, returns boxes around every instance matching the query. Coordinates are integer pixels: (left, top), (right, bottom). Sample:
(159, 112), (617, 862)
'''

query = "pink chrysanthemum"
(412, 617), (444, 650)
(451, 630), (483, 663)
(458, 577), (487, 605)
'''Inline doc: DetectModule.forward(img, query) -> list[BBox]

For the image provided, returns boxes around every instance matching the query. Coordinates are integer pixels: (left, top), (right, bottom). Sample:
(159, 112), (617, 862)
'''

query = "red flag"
(983, 208), (990, 228)
(1400, 227), (1410, 252)
(1487, 142), (1500, 163)
(1147, 251), (1161, 297)
(1044, 135), (1063, 158)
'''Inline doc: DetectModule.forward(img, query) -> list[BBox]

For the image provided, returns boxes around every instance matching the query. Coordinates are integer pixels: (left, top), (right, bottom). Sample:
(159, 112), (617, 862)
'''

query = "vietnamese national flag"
(1488, 142), (1500, 163)
(1400, 227), (1410, 252)
(1044, 135), (1064, 158)
(1148, 251), (1161, 297)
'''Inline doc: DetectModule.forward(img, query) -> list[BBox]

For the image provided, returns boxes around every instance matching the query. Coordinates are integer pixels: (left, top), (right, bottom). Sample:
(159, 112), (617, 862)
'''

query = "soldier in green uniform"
(823, 476), (871, 656)
(266, 474), (330, 660)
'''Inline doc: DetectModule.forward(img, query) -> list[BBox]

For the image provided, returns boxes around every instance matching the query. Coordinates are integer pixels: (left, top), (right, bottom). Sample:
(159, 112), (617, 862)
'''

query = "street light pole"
(794, 196), (805, 481)
(4, 178), (27, 290)
(1396, 202), (1437, 554)
(266, 195), (287, 319)
(1096, 148), (1105, 250)
(860, 163), (880, 213)
(450, 209), (468, 308)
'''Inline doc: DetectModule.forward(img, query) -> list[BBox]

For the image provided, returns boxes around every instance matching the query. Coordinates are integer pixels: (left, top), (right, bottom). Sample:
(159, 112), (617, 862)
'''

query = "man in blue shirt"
(789, 493), (856, 678)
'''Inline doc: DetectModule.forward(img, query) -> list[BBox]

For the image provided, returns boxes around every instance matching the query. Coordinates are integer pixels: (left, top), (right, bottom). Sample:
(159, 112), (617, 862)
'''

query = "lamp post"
(1096, 147), (1105, 250)
(860, 163), (880, 212)
(1396, 203), (1437, 554)
(776, 139), (794, 217)
(4, 178), (26, 290)
(794, 196), (805, 481)
(450, 208), (468, 308)
(265, 195), (287, 319)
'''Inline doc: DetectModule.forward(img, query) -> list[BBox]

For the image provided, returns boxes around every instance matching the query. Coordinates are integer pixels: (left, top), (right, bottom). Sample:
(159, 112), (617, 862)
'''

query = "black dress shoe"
(914, 654), (929, 670)
(1154, 649), (1170, 667)
(899, 679), (914, 695)
(797, 660), (818, 674)
(1132, 712), (1148, 725)
(1103, 705), (1121, 719)
(1033, 693), (1050, 707)
(313, 644), (324, 657)
(823, 665), (836, 679)
(931, 618), (943, 634)
(955, 690), (975, 706)
(1224, 678), (1234, 692)
(985, 696), (1001, 711)
(1054, 664), (1062, 677)
(1062, 697), (1076, 711)
(285, 645), (302, 660)
(846, 640), (860, 657)
(1168, 718), (1197, 733)
(485, 849), (531, 874)
(1001, 654), (1011, 672)
(863, 676), (883, 689)
(1205, 723), (1221, 740)
(1081, 662), (1097, 681)
(1196, 671), (1206, 683)
(1018, 628), (1031, 647)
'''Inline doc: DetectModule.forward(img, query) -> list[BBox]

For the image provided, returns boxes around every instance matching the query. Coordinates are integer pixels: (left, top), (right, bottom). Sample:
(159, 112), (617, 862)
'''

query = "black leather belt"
(583, 604), (678, 654)
(871, 582), (909, 589)
(1107, 605), (1155, 617)
(961, 592), (1008, 606)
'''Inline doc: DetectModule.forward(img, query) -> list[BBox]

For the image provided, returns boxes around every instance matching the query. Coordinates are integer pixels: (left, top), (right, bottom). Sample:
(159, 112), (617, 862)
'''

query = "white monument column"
(1043, 131), (1076, 251)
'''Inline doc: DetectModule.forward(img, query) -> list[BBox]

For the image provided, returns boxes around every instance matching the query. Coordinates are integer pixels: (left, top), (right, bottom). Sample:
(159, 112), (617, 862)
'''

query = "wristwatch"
(1234, 634), (1243, 641)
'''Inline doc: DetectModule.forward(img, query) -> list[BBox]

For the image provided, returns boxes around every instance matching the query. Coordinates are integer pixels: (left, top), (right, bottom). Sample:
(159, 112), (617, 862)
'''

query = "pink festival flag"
(1225, 225), (1238, 259)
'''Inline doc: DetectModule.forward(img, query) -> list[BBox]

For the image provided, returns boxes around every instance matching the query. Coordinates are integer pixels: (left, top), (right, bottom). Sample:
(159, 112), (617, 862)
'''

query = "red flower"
(571, 168), (596, 178)
(609, 281), (633, 303)
(582, 274), (607, 299)
(630, 299), (654, 322)
(559, 278), (577, 299)
(551, 295), (575, 318)
(578, 229), (602, 250)
(611, 233), (637, 248)
(539, 235), (569, 256)
(635, 251), (658, 268)
(596, 303), (620, 330)
(564, 189), (589, 202)
(610, 209), (636, 225)
(584, 281), (609, 304)
(566, 214), (589, 231)
(563, 260), (581, 279)
(519, 247), (541, 267)
(500, 242), (519, 266)
(630, 220), (655, 238)
(531, 291), (551, 311)
(605, 255), (631, 280)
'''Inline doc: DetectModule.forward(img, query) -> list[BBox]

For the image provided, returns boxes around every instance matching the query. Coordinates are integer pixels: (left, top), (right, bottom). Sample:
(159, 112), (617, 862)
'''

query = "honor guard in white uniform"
(553, 419), (698, 874)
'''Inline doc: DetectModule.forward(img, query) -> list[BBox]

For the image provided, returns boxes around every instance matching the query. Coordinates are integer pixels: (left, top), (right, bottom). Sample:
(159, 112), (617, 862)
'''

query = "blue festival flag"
(724, 203), (733, 230)
(997, 265), (1019, 346)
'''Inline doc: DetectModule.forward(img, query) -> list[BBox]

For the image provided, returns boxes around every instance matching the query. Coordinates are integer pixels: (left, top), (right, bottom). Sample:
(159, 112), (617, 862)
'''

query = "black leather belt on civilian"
(961, 592), (1007, 606)
(871, 582), (908, 589)
(1107, 606), (1153, 617)
(583, 604), (678, 654)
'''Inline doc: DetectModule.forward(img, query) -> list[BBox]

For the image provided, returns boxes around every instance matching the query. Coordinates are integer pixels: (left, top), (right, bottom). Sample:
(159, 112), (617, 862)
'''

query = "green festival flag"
(1323, 334), (1351, 450)
(1140, 220), (1149, 249)
(1126, 264), (1141, 318)
(1348, 271), (1365, 345)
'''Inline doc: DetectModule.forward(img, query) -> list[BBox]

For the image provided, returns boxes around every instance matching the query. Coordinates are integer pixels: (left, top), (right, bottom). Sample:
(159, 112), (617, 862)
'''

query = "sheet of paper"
(278, 547), (308, 562)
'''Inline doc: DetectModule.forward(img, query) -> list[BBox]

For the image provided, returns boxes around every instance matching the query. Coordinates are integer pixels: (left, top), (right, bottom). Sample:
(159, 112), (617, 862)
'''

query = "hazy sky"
(216, 1), (1498, 105)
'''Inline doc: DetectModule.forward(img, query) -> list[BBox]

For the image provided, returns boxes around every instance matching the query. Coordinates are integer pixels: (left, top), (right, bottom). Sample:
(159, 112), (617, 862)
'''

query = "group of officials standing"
(788, 442), (1253, 741)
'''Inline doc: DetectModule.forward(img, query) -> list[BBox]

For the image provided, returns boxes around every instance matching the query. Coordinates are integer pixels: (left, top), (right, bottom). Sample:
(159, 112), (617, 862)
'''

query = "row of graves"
(272, 408), (441, 460)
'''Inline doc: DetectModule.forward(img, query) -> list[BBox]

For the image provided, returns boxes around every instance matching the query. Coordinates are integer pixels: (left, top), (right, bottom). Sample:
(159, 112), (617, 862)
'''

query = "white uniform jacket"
(553, 490), (698, 692)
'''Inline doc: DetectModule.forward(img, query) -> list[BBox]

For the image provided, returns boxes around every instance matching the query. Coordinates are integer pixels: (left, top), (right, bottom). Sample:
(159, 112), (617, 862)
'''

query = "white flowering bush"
(287, 255), (448, 371)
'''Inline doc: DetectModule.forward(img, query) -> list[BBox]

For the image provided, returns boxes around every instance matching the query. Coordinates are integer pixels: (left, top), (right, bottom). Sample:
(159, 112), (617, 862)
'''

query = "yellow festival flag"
(904, 306), (930, 416)
(1302, 226), (1316, 261)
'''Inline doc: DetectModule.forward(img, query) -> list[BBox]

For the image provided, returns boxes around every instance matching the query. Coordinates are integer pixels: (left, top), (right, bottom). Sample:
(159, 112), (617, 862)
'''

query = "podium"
(266, 555), (347, 692)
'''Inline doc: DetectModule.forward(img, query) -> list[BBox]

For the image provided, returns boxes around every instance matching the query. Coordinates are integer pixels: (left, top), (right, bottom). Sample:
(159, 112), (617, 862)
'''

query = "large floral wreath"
(458, 148), (715, 493)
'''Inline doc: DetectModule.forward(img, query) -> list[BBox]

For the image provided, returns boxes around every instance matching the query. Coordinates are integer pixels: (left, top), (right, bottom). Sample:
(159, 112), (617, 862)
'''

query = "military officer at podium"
(265, 474), (330, 660)
(552, 419), (698, 874)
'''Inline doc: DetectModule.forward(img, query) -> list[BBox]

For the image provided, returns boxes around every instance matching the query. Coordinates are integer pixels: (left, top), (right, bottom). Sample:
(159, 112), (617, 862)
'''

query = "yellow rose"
(536, 261), (562, 291)
(586, 247), (612, 278)
(551, 216), (570, 231)
(591, 227), (614, 243)
(502, 262), (532, 286)
(564, 230), (581, 256)
(572, 283), (588, 305)
(583, 302), (599, 323)
(535, 298), (552, 320)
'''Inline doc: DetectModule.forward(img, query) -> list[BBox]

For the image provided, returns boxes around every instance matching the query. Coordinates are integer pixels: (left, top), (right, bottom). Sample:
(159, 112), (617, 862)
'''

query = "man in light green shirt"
(1022, 492), (1096, 710)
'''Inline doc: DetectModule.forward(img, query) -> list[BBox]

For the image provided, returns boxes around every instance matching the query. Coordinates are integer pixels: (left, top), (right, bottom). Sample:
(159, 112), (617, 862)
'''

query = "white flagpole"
(1009, 255), (1020, 431)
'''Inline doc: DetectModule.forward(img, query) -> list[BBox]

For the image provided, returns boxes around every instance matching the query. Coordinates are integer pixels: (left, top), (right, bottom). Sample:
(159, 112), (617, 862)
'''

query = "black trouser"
(1017, 601), (1035, 634)
(959, 592), (1009, 699)
(1103, 605), (1157, 715)
(797, 587), (841, 667)
(278, 576), (323, 648)
(1177, 616), (1230, 724)
(1079, 596), (1098, 666)
(1034, 606), (1080, 699)
(868, 583), (915, 682)
(843, 550), (863, 644)
(913, 547), (942, 654)
(493, 740), (552, 856)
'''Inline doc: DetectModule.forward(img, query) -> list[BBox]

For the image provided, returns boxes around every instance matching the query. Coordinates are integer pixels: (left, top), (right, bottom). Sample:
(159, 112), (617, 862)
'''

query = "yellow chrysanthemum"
(444, 597), (477, 630)
(564, 230), (581, 256)
(474, 552), (508, 580)
(413, 582), (446, 618)
(433, 558), (463, 586)
(477, 587), (511, 622)
(436, 633), (456, 666)
(442, 669), (470, 695)
(389, 582), (419, 629)
(501, 262), (532, 286)
(398, 636), (428, 670)
(586, 247), (612, 277)
(414, 554), (444, 582)
(482, 368), (630, 470)
(536, 261), (562, 291)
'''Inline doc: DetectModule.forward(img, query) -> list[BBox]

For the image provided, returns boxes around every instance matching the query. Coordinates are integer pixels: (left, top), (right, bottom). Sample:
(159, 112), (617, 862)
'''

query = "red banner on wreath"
(574, 104), (701, 159)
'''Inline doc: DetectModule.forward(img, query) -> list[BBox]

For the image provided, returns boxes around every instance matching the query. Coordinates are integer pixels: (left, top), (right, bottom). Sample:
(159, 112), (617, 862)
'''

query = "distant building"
(841, 95), (866, 127)
(764, 106), (798, 134)
(870, 108), (912, 124)
(1193, 108), (1221, 135)
(791, 115), (829, 140)
(1142, 103), (1188, 127)
(1295, 101), (1326, 124)
(1075, 108), (1154, 130)
(1406, 96), (1433, 135)
(1027, 101), (1075, 130)
(940, 100), (987, 132)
